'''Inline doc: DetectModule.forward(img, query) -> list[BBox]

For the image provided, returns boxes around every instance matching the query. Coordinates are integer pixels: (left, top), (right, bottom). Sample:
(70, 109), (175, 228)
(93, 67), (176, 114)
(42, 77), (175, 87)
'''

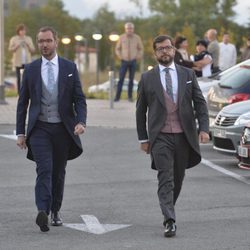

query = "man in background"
(219, 33), (237, 71)
(206, 29), (220, 73)
(114, 22), (144, 102)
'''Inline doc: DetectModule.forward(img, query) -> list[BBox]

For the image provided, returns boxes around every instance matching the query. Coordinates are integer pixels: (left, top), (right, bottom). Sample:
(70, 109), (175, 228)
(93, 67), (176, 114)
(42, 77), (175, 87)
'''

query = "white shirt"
(159, 62), (178, 103)
(219, 42), (237, 71)
(202, 54), (212, 77)
(41, 54), (59, 88)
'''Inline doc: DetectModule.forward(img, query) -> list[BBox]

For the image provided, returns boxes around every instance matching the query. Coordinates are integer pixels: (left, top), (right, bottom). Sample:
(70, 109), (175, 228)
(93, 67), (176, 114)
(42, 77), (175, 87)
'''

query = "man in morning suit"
(16, 26), (87, 232)
(136, 35), (209, 237)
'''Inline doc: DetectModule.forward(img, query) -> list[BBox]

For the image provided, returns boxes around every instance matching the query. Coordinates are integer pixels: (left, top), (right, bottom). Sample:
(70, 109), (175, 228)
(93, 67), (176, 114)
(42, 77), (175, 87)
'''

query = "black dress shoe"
(51, 211), (63, 226)
(36, 211), (49, 232)
(164, 220), (176, 238)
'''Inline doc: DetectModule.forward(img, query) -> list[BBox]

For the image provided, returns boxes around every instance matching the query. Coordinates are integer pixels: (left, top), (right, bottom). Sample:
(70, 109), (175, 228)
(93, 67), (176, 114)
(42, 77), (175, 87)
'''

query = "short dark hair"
(196, 39), (208, 48)
(174, 36), (187, 49)
(153, 35), (174, 50)
(37, 26), (58, 41)
(16, 24), (26, 34)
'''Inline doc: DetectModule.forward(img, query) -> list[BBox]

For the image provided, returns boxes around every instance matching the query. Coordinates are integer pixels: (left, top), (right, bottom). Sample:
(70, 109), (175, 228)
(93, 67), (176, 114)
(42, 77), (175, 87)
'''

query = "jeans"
(16, 64), (25, 95)
(115, 59), (137, 101)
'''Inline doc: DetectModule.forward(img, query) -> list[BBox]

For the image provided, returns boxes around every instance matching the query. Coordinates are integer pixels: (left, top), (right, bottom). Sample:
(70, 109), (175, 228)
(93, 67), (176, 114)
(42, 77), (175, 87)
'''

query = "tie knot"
(164, 68), (170, 73)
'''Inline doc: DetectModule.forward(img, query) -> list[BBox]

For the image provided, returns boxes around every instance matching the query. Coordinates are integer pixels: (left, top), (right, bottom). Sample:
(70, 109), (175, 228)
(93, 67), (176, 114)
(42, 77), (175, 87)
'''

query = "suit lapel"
(58, 57), (66, 100)
(152, 66), (165, 107)
(33, 59), (42, 100)
(176, 64), (186, 106)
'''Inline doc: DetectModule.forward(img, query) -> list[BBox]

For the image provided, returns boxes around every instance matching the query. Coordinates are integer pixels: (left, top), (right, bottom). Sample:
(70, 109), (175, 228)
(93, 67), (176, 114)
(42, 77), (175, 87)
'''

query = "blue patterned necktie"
(47, 61), (55, 93)
(164, 68), (174, 102)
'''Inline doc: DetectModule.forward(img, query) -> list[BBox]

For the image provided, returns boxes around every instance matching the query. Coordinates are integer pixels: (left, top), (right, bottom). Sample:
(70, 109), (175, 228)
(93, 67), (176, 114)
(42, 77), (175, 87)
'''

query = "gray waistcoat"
(38, 79), (61, 123)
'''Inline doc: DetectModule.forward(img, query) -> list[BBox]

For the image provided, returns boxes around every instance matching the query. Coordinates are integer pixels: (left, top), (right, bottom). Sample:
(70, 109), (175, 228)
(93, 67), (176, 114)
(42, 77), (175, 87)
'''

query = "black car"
(207, 60), (250, 125)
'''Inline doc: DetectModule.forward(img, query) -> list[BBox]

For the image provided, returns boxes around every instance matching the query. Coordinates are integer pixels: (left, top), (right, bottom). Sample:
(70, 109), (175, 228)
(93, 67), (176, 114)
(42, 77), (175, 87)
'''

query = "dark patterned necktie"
(164, 68), (174, 101)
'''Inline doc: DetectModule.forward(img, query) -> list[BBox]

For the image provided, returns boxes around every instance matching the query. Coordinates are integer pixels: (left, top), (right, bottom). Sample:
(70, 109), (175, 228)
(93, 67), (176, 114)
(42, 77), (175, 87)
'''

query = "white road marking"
(0, 134), (17, 140)
(201, 158), (250, 185)
(64, 215), (131, 235)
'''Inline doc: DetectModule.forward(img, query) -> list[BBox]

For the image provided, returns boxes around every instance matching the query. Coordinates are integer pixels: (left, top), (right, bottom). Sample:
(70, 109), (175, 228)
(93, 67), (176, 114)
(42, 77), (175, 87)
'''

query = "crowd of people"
(8, 24), (250, 98)
(173, 28), (250, 78)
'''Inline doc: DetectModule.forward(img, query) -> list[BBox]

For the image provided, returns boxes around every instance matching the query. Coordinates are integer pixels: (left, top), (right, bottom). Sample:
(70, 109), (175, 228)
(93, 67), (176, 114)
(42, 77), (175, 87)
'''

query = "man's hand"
(17, 135), (27, 149)
(74, 123), (86, 135)
(199, 131), (210, 144)
(140, 142), (150, 154)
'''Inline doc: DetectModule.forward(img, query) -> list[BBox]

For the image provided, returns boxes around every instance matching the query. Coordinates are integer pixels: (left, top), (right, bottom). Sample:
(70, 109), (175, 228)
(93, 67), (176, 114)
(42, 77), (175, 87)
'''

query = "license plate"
(238, 146), (248, 158)
(213, 128), (226, 138)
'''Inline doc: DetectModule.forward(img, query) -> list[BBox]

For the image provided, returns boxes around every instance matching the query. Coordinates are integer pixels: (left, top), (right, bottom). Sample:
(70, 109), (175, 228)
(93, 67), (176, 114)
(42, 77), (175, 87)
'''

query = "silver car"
(211, 100), (250, 155)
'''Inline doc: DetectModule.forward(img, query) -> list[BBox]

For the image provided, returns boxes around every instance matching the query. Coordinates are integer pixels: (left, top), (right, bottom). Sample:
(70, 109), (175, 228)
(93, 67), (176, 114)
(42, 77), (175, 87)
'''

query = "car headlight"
(234, 112), (250, 125)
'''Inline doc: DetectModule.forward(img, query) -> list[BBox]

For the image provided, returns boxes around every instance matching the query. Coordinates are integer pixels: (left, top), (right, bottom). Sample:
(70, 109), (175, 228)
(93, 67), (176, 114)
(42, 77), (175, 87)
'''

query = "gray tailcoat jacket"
(136, 64), (209, 170)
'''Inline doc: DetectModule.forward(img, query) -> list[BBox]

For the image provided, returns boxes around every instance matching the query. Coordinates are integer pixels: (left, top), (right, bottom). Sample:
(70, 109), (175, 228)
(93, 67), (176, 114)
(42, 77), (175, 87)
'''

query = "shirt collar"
(42, 54), (58, 66)
(159, 61), (176, 73)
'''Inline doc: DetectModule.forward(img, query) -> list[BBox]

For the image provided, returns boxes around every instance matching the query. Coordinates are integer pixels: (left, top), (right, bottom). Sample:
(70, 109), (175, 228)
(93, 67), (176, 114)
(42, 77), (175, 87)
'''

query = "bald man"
(206, 29), (220, 73)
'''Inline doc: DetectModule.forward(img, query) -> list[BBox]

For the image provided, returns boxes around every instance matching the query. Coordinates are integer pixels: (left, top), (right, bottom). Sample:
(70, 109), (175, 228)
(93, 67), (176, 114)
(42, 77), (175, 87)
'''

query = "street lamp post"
(74, 34), (84, 72)
(0, 0), (7, 104)
(108, 32), (119, 109)
(61, 36), (71, 58)
(92, 32), (103, 90)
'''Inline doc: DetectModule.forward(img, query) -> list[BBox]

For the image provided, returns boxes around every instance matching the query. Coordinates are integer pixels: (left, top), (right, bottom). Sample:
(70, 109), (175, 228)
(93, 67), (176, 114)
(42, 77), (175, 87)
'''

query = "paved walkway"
(0, 97), (136, 128)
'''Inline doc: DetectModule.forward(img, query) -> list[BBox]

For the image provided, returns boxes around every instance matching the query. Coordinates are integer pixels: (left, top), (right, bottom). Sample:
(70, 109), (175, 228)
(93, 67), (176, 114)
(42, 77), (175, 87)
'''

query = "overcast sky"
(62, 0), (250, 26)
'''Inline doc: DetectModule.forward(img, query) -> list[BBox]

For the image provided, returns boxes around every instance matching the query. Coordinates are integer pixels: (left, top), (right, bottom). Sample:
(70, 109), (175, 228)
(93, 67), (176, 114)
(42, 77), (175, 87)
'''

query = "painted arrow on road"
(64, 215), (131, 235)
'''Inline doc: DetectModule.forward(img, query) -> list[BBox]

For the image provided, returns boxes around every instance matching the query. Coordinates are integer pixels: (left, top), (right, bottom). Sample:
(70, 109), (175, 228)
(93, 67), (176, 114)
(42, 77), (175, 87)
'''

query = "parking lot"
(0, 98), (250, 250)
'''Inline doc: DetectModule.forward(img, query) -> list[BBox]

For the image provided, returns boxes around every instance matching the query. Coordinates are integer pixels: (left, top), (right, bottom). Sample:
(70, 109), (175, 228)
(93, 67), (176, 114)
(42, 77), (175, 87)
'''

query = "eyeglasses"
(37, 39), (54, 44)
(155, 45), (175, 53)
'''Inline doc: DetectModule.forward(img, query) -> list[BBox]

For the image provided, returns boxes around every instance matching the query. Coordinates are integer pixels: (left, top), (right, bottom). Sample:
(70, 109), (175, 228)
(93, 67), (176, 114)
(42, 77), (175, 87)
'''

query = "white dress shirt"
(41, 54), (59, 88)
(159, 62), (178, 103)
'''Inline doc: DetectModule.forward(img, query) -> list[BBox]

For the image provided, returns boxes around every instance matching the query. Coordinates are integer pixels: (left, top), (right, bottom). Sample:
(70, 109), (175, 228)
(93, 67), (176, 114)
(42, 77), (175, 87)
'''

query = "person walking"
(8, 24), (35, 94)
(219, 33), (237, 71)
(16, 26), (87, 232)
(136, 35), (209, 238)
(206, 29), (220, 73)
(114, 22), (144, 102)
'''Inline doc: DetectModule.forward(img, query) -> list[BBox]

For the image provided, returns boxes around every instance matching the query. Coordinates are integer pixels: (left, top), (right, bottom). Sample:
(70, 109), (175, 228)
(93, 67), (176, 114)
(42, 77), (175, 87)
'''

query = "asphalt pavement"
(0, 98), (250, 250)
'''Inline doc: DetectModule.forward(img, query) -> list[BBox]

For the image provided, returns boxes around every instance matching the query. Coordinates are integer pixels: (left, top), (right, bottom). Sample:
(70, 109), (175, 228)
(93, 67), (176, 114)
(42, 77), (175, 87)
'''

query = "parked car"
(207, 59), (250, 125)
(88, 78), (138, 93)
(210, 100), (250, 155)
(238, 124), (250, 170)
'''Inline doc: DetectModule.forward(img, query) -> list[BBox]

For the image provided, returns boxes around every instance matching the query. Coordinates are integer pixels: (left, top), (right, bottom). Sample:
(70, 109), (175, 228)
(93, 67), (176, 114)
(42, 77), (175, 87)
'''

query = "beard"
(156, 54), (174, 66)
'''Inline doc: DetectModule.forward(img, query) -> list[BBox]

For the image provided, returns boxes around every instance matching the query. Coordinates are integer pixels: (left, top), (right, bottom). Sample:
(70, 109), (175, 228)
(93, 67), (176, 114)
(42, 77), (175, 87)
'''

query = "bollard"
(109, 70), (114, 109)
(0, 85), (7, 105)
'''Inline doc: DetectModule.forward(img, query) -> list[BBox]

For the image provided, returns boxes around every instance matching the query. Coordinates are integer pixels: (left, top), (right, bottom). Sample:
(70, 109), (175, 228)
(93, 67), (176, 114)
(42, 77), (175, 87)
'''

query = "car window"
(219, 66), (250, 88)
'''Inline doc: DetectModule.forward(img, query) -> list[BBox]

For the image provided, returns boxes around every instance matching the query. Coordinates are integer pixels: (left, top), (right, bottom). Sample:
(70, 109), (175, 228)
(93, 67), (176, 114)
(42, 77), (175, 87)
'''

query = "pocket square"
(68, 73), (73, 77)
(186, 80), (192, 84)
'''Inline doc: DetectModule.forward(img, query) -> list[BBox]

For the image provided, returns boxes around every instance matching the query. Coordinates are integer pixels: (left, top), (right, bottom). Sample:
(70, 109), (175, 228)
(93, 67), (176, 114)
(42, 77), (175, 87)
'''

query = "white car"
(198, 59), (250, 101)
(88, 78), (138, 93)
